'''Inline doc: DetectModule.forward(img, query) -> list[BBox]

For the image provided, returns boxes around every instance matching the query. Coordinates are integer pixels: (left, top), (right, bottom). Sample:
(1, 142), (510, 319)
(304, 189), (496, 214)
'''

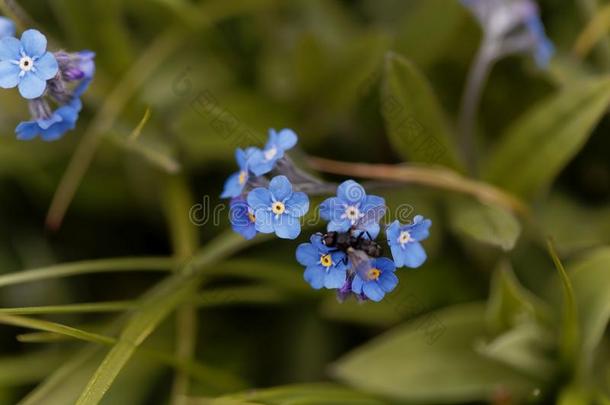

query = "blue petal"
(400, 242), (427, 268)
(248, 150), (273, 176)
(351, 275), (364, 294)
(273, 215), (301, 239)
(285, 192), (309, 217)
(408, 215), (432, 241)
(0, 36), (20, 60)
(363, 282), (385, 302)
(319, 197), (344, 221)
(304, 266), (325, 290)
(34, 52), (58, 80)
(0, 17), (15, 38)
(220, 172), (243, 199)
(20, 29), (47, 57)
(337, 180), (366, 205)
(296, 242), (319, 266)
(386, 220), (400, 246)
(15, 121), (40, 140)
(0, 60), (20, 88)
(235, 148), (247, 169)
(269, 175), (292, 201)
(247, 187), (272, 210)
(390, 244), (405, 268)
(18, 71), (46, 99)
(327, 218), (352, 233)
(37, 112), (63, 130)
(324, 267), (347, 289)
(254, 209), (274, 233)
(275, 128), (297, 151)
(374, 257), (396, 274)
(378, 271), (399, 293)
(360, 195), (386, 225)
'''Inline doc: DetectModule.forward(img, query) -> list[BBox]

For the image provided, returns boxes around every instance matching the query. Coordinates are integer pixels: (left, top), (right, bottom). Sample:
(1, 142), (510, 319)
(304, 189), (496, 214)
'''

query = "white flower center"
(264, 147), (277, 161)
(398, 230), (413, 246)
(19, 56), (34, 72)
(342, 205), (363, 224)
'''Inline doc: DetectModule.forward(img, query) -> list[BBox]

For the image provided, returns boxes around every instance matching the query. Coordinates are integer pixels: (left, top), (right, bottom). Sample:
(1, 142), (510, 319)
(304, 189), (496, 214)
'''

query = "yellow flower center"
(247, 211), (256, 223)
(367, 268), (381, 281)
(271, 201), (285, 215)
(399, 230), (412, 245)
(238, 170), (247, 185)
(320, 254), (332, 268)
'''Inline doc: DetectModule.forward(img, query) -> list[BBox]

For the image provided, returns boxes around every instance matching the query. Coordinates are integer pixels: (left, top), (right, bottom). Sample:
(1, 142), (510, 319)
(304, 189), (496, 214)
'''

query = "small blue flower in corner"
(247, 175), (309, 239)
(0, 29), (58, 99)
(296, 234), (348, 289)
(351, 257), (398, 302)
(386, 216), (432, 268)
(249, 128), (298, 176)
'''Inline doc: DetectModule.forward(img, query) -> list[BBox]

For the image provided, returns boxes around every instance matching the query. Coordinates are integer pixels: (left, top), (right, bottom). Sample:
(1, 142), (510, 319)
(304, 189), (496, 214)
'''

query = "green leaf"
(449, 198), (521, 251)
(333, 303), (535, 403)
(547, 240), (580, 372)
(382, 52), (463, 170)
(569, 247), (610, 370)
(486, 261), (552, 335)
(200, 383), (386, 405)
(483, 76), (610, 198)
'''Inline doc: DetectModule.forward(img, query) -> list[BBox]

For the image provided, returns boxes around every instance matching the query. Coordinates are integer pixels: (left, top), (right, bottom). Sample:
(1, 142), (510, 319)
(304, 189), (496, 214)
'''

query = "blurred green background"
(0, 0), (609, 404)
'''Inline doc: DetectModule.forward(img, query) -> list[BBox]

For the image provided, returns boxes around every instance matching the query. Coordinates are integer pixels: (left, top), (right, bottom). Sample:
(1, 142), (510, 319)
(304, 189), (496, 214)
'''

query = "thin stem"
(307, 156), (529, 217)
(458, 43), (495, 175)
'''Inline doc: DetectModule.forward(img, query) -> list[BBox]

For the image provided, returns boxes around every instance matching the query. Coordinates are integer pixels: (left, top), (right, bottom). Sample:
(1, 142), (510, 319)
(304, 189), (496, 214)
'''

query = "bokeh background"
(0, 0), (609, 404)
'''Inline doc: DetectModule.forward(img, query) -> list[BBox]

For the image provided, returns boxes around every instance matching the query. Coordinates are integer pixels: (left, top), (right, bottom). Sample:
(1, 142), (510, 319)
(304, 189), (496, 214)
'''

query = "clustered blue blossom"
(460, 0), (554, 67)
(222, 129), (309, 240)
(298, 180), (431, 302)
(222, 130), (432, 302)
(0, 17), (94, 141)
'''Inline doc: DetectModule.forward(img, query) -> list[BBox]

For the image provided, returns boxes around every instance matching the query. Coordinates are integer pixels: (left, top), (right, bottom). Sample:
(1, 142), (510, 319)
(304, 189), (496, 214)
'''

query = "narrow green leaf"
(547, 239), (580, 372)
(382, 52), (463, 170)
(449, 198), (521, 251)
(333, 303), (535, 403)
(0, 350), (67, 386)
(483, 77), (610, 198)
(75, 231), (254, 405)
(0, 257), (174, 289)
(569, 247), (610, 371)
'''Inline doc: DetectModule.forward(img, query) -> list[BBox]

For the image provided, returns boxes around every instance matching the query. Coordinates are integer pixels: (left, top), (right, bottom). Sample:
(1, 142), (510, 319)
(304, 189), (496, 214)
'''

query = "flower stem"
(458, 43), (495, 175)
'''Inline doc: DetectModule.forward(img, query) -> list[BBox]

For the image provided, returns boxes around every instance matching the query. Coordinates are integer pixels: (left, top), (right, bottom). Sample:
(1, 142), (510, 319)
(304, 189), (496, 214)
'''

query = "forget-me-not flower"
(0, 29), (58, 99)
(249, 128), (298, 176)
(296, 234), (348, 289)
(16, 97), (81, 141)
(247, 175), (309, 239)
(386, 216), (432, 268)
(0, 17), (15, 38)
(319, 180), (386, 239)
(229, 197), (257, 240)
(221, 148), (258, 198)
(351, 257), (398, 302)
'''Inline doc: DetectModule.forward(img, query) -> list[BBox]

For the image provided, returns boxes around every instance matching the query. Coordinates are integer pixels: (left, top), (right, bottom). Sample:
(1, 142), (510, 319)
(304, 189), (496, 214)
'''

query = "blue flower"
(15, 98), (81, 141)
(351, 257), (398, 302)
(0, 29), (58, 99)
(220, 147), (257, 199)
(386, 216), (431, 268)
(247, 175), (309, 239)
(319, 180), (386, 239)
(525, 14), (554, 67)
(296, 234), (347, 289)
(249, 128), (298, 176)
(0, 17), (15, 39)
(229, 197), (257, 240)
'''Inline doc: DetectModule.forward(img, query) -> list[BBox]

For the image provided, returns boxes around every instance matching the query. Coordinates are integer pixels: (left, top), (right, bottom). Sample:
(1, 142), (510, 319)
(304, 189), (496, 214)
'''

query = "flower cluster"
(222, 131), (431, 303)
(222, 129), (310, 240)
(0, 17), (94, 141)
(460, 0), (554, 67)
(297, 180), (431, 302)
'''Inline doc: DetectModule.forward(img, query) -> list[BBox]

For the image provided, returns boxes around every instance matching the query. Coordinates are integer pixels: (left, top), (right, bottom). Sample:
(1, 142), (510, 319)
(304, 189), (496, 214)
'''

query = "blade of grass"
(75, 231), (257, 405)
(0, 301), (134, 315)
(0, 257), (174, 288)
(0, 314), (245, 391)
